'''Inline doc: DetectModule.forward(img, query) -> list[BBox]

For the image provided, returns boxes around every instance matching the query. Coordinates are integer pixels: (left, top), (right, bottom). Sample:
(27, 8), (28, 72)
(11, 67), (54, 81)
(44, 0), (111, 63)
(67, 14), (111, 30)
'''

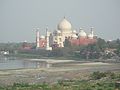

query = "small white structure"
(0, 51), (9, 55)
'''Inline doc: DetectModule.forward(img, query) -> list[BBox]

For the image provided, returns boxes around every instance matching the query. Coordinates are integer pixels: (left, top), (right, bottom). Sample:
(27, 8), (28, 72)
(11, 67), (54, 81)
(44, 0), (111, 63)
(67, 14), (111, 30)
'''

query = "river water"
(0, 56), (49, 70)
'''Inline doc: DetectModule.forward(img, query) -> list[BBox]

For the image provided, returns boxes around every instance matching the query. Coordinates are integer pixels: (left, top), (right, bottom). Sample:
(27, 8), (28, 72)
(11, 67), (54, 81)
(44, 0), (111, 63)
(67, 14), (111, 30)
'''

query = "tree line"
(0, 38), (120, 60)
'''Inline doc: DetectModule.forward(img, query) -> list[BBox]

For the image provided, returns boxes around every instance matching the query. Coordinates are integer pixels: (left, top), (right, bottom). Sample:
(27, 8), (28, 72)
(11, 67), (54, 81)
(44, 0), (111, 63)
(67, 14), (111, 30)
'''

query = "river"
(0, 56), (49, 70)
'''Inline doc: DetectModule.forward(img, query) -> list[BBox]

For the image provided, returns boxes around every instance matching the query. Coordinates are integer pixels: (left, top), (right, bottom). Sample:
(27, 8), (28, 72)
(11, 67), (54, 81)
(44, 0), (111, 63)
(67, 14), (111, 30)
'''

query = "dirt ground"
(0, 61), (120, 85)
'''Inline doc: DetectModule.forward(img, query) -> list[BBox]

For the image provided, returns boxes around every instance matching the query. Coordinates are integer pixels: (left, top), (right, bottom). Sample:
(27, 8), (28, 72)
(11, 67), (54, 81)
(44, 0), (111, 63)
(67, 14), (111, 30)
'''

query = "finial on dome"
(64, 16), (66, 19)
(80, 28), (82, 30)
(90, 27), (94, 31)
(46, 26), (48, 32)
(79, 28), (83, 32)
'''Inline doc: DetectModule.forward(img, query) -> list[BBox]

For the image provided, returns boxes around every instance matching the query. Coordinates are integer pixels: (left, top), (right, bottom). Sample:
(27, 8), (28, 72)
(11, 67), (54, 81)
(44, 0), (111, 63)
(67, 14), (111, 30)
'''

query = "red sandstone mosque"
(36, 17), (97, 50)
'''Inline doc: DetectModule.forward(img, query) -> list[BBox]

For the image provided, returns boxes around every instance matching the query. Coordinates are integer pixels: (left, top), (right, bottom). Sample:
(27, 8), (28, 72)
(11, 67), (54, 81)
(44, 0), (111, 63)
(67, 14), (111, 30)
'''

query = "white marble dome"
(73, 30), (77, 34)
(88, 34), (93, 39)
(40, 35), (45, 39)
(56, 30), (61, 33)
(57, 18), (72, 30)
(72, 34), (78, 38)
(79, 30), (87, 37)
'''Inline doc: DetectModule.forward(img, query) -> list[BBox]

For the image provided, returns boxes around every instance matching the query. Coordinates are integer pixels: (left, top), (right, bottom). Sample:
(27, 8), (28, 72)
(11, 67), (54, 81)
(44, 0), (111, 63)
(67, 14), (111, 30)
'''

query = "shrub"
(91, 71), (106, 80)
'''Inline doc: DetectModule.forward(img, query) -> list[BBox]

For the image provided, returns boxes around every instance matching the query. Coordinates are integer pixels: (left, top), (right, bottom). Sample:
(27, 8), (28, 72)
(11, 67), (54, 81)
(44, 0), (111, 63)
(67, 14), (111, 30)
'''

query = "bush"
(91, 71), (106, 80)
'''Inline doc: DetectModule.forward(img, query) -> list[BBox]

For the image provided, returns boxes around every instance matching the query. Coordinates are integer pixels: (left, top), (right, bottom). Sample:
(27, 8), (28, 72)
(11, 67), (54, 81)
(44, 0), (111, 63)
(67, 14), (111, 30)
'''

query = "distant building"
(0, 51), (9, 55)
(36, 17), (97, 50)
(22, 41), (32, 50)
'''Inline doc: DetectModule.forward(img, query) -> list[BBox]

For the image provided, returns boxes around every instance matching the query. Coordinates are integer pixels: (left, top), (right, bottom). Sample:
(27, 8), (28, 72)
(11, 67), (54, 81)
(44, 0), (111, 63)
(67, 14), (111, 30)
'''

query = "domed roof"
(88, 34), (93, 39)
(73, 30), (77, 34)
(57, 17), (72, 30)
(40, 35), (45, 39)
(53, 30), (61, 34)
(56, 30), (61, 33)
(72, 34), (78, 38)
(79, 30), (87, 37)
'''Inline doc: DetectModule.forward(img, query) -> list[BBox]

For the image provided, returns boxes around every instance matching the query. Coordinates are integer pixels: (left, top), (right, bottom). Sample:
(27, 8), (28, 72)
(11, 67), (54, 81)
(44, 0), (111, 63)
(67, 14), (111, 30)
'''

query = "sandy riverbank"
(0, 61), (120, 85)
(25, 58), (75, 63)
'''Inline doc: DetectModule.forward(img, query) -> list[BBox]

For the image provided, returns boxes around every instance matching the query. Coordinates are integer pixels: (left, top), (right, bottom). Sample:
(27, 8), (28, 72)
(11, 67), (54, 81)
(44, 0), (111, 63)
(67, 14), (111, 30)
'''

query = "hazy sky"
(0, 0), (120, 42)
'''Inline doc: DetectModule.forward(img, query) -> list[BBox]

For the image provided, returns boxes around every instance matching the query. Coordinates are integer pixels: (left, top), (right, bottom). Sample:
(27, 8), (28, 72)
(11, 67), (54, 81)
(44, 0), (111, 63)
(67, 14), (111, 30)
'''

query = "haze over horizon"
(0, 0), (120, 43)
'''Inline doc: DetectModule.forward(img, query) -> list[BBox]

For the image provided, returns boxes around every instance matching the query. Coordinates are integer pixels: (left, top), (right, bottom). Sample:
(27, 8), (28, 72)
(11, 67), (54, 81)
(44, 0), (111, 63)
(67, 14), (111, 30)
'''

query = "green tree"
(96, 38), (107, 51)
(64, 38), (71, 47)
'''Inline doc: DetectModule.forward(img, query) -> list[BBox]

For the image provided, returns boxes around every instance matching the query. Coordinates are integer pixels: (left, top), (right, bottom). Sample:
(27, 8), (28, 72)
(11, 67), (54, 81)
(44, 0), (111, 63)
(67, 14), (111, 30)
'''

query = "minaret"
(88, 27), (94, 39)
(90, 27), (94, 36)
(36, 28), (40, 48)
(46, 27), (52, 50)
(46, 28), (49, 49)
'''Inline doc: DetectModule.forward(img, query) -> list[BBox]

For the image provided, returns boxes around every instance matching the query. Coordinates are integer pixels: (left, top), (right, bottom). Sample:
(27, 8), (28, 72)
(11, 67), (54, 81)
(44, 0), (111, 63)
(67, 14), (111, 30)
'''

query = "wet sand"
(0, 60), (120, 85)
(25, 59), (75, 63)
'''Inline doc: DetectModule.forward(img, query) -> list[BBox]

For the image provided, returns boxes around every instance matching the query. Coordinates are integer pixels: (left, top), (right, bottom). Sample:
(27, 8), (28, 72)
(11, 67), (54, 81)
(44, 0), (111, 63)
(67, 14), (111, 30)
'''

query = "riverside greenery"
(1, 38), (120, 60)
(0, 71), (120, 90)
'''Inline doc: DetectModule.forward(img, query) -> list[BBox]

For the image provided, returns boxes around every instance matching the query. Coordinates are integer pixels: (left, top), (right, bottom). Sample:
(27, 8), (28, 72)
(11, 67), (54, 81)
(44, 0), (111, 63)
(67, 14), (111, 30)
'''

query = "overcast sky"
(0, 0), (120, 43)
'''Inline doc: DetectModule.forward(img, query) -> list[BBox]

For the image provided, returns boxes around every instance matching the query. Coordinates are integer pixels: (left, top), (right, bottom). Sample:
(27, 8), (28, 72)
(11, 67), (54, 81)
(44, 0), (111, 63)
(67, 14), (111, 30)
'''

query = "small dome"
(40, 35), (45, 39)
(79, 30), (87, 37)
(24, 40), (27, 43)
(72, 34), (78, 38)
(57, 18), (72, 30)
(73, 30), (77, 33)
(56, 30), (61, 33)
(88, 34), (93, 39)
(54, 30), (61, 34)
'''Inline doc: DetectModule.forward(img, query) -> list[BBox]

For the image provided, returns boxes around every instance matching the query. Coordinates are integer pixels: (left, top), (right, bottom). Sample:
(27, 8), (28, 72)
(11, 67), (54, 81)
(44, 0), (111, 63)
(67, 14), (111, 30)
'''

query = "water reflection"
(36, 61), (51, 68)
(0, 56), (51, 70)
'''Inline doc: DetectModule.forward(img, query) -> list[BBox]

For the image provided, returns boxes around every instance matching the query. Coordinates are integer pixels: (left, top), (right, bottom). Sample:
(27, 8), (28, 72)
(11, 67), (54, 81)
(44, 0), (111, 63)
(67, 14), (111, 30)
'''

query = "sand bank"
(25, 59), (75, 63)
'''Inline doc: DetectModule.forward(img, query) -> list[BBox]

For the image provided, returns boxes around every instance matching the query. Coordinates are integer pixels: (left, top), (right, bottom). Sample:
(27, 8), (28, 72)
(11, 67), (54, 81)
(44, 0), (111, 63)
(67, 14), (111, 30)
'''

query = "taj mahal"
(36, 17), (97, 50)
